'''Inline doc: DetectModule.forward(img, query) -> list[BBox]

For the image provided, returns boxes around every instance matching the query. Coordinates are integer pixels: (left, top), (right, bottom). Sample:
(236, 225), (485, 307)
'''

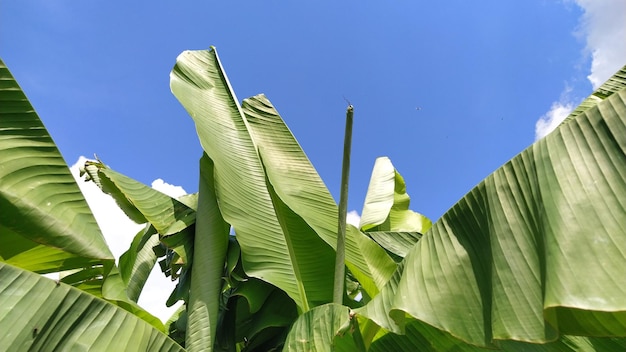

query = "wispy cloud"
(535, 100), (575, 140)
(574, 0), (626, 89)
(535, 1), (626, 140)
(70, 157), (183, 322)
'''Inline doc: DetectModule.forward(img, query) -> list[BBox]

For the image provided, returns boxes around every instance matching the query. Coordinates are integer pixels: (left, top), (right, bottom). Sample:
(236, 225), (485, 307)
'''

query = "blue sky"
(2, 1), (625, 320)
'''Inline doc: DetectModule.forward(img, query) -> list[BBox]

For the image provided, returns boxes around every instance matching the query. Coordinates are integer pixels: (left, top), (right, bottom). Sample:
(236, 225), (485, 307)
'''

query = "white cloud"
(346, 210), (361, 228)
(152, 178), (187, 198)
(574, 0), (626, 89)
(69, 157), (182, 322)
(535, 1), (625, 140)
(535, 100), (575, 140)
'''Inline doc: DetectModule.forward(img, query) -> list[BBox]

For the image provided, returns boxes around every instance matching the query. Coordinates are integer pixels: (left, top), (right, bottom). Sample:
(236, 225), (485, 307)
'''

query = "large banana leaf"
(387, 88), (626, 345)
(241, 94), (397, 297)
(170, 48), (340, 311)
(1, 58), (166, 337)
(285, 67), (626, 350)
(357, 261), (626, 350)
(367, 319), (626, 352)
(0, 262), (184, 352)
(0, 58), (113, 273)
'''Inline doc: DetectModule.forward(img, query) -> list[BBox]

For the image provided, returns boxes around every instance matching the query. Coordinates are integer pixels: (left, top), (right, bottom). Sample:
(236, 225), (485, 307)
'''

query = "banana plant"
(2, 47), (625, 352)
(0, 59), (178, 350)
(286, 65), (626, 350)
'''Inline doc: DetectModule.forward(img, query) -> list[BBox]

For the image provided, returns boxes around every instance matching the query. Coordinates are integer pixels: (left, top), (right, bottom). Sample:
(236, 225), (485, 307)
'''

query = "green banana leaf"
(0, 262), (184, 352)
(283, 303), (354, 352)
(215, 242), (298, 351)
(358, 157), (431, 261)
(284, 66), (626, 351)
(84, 162), (197, 237)
(170, 48), (340, 311)
(387, 88), (626, 345)
(560, 64), (626, 126)
(83, 154), (291, 350)
(83, 161), (196, 284)
(241, 94), (397, 297)
(185, 154), (230, 352)
(367, 319), (626, 352)
(119, 224), (161, 302)
(358, 262), (626, 351)
(231, 286), (298, 351)
(0, 58), (113, 273)
(1, 58), (166, 336)
(359, 156), (431, 234)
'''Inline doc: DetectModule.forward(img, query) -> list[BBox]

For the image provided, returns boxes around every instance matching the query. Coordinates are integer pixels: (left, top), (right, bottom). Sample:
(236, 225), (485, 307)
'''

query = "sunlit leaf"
(171, 49), (338, 310)
(0, 59), (113, 273)
(390, 88), (626, 345)
(560, 64), (626, 126)
(0, 262), (182, 351)
(360, 157), (431, 234)
(242, 94), (397, 297)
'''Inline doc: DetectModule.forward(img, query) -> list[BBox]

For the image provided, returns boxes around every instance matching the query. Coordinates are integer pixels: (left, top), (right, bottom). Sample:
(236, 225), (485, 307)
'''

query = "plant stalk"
(333, 104), (354, 305)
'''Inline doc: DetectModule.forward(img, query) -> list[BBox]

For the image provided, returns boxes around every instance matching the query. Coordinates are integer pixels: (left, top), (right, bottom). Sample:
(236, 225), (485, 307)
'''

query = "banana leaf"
(0, 57), (165, 335)
(185, 154), (230, 352)
(171, 48), (342, 311)
(0, 262), (184, 351)
(360, 156), (431, 234)
(560, 64), (626, 126)
(241, 94), (397, 297)
(0, 58), (113, 274)
(388, 87), (626, 345)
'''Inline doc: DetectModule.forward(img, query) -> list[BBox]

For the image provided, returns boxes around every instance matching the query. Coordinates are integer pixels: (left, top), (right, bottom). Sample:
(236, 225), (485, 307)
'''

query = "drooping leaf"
(89, 164), (197, 236)
(389, 88), (626, 345)
(119, 224), (161, 302)
(0, 262), (183, 351)
(84, 162), (197, 288)
(170, 48), (338, 310)
(232, 278), (277, 315)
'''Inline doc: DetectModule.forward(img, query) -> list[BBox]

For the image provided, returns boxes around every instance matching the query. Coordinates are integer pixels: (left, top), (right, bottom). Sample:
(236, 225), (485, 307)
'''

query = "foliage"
(1, 50), (625, 351)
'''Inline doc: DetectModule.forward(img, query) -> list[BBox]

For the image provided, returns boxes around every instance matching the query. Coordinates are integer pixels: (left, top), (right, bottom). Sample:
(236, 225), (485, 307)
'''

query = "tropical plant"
(1, 49), (625, 351)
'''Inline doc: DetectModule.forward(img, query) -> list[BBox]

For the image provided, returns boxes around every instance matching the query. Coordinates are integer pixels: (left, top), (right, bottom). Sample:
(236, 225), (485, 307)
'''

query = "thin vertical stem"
(333, 104), (354, 305)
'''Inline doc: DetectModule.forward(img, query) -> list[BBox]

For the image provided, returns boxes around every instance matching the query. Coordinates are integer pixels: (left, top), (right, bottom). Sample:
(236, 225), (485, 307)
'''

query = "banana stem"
(333, 104), (354, 305)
